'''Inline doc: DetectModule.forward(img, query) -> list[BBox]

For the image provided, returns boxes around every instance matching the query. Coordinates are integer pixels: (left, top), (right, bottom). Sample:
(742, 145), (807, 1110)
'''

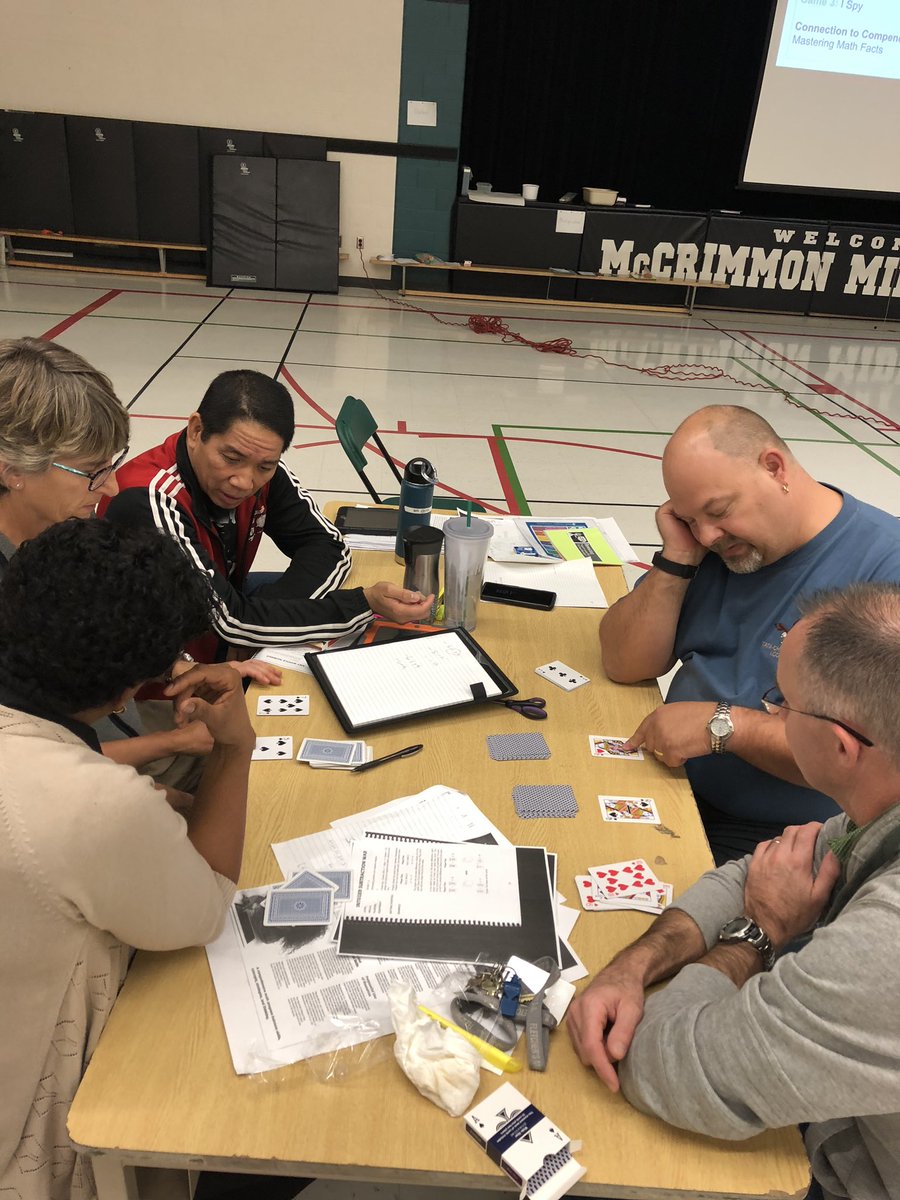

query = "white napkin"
(388, 981), (481, 1117)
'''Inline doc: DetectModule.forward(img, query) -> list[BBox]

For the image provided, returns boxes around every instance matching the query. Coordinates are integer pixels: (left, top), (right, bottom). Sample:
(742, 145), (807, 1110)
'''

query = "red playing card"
(589, 859), (660, 900)
(575, 875), (601, 911)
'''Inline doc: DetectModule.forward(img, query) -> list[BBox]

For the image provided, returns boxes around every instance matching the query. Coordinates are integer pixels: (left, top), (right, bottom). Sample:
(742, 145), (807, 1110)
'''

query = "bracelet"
(651, 551), (698, 579)
(165, 651), (196, 685)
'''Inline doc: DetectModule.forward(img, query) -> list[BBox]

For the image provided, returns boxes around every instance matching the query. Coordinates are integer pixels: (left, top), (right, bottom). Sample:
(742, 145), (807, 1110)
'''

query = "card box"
(464, 1082), (585, 1200)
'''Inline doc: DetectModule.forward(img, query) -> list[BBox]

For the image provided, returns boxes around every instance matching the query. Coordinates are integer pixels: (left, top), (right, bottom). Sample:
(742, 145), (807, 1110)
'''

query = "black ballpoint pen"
(352, 743), (424, 773)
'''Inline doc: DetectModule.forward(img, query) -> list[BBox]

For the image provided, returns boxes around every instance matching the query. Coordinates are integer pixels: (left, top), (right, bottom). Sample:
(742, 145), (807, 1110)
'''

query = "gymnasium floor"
(3, 267), (900, 1200)
(2, 265), (899, 570)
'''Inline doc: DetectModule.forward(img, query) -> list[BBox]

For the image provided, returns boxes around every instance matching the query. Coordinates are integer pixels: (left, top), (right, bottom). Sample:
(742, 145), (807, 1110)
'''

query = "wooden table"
(68, 552), (809, 1199)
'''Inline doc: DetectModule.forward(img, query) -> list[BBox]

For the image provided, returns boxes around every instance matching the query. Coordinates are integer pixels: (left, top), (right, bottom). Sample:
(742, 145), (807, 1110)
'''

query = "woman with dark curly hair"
(0, 519), (255, 1200)
(0, 336), (279, 793)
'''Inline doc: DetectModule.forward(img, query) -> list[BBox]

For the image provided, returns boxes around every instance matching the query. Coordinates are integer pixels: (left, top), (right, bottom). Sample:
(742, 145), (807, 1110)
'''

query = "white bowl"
(583, 187), (618, 205)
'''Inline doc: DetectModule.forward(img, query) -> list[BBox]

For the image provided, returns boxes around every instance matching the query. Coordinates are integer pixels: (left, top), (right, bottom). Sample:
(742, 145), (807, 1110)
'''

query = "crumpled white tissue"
(388, 980), (482, 1116)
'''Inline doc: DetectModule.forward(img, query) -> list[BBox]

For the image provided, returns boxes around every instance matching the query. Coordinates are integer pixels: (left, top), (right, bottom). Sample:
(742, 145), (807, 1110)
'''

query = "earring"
(782, 484), (790, 494)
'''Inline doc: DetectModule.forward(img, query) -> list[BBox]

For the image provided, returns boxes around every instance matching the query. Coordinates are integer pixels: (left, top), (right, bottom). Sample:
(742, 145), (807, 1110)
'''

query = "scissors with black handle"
(492, 696), (547, 720)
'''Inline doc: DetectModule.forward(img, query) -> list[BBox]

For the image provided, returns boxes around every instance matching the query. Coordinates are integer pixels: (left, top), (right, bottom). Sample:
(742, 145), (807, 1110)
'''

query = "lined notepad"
(309, 630), (505, 729)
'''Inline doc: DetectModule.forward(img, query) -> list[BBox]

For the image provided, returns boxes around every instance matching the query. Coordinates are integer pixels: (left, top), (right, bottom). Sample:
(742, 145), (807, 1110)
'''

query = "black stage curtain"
(460, 0), (900, 225)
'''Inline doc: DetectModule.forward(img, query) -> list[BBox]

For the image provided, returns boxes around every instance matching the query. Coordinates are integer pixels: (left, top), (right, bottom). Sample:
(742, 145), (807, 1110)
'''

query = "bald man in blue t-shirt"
(601, 405), (900, 864)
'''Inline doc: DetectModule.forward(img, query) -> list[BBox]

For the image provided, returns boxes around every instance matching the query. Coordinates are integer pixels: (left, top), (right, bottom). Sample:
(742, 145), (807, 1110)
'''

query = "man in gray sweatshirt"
(568, 581), (900, 1200)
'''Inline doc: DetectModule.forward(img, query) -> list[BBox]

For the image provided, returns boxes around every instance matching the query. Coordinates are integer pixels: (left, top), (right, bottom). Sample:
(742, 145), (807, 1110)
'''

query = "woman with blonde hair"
(0, 337), (278, 786)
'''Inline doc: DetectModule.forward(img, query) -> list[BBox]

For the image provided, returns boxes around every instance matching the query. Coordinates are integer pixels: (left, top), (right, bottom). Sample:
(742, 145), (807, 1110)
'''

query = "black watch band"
(651, 551), (698, 579)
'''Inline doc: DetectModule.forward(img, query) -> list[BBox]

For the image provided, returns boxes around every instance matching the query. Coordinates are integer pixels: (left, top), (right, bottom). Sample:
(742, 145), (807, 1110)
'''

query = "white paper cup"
(522, 184), (539, 200)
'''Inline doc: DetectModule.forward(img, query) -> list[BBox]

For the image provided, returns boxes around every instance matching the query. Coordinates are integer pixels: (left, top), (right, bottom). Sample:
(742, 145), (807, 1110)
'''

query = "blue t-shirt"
(668, 488), (900, 826)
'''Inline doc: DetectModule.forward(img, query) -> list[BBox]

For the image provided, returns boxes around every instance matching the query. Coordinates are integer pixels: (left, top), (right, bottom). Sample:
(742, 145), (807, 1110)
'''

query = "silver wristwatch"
(718, 916), (776, 971)
(707, 700), (734, 754)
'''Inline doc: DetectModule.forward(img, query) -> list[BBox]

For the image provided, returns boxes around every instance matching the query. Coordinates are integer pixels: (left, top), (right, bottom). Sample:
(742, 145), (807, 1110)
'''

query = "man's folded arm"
(104, 485), (372, 647)
(619, 895), (900, 1139)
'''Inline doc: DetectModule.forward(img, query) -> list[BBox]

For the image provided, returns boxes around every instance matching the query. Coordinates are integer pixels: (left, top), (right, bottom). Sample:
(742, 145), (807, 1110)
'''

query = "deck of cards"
(575, 858), (673, 915)
(297, 738), (373, 769)
(263, 866), (351, 927)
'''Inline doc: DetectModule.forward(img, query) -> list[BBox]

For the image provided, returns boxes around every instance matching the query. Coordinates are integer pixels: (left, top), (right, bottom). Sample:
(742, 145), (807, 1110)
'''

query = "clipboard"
(306, 627), (516, 733)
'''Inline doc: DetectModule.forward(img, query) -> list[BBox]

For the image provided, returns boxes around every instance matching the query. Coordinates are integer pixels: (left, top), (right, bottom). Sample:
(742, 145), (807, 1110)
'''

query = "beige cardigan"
(0, 704), (235, 1200)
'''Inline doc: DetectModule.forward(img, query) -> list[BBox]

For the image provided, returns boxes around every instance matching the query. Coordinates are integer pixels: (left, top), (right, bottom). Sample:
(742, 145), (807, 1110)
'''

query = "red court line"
(41, 289), (122, 340)
(740, 331), (900, 431)
(292, 438), (342, 450)
(505, 436), (663, 462)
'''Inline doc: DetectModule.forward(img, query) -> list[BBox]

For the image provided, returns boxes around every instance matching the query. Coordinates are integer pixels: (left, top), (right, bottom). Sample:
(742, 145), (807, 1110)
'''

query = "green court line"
(738, 360), (900, 477)
(491, 424), (531, 515)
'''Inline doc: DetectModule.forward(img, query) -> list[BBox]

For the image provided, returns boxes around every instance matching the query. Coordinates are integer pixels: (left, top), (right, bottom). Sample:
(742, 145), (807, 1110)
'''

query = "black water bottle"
(394, 457), (437, 562)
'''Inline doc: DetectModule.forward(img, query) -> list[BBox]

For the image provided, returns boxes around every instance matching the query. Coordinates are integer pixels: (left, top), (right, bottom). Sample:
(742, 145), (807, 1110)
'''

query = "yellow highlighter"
(417, 1004), (522, 1073)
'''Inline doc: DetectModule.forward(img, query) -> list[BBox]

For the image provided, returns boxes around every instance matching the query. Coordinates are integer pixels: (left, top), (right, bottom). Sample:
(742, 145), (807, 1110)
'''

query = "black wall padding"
(262, 132), (327, 161)
(0, 112), (74, 232)
(66, 116), (139, 239)
(199, 128), (265, 237)
(133, 123), (201, 244)
(276, 159), (340, 293)
(210, 155), (277, 288)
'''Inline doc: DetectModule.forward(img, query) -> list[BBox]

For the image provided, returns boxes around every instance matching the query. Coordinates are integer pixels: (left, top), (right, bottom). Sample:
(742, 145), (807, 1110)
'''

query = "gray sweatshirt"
(619, 804), (900, 1200)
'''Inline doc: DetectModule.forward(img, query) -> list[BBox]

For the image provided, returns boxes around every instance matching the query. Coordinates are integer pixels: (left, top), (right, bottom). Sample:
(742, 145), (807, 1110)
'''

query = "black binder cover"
(338, 845), (560, 966)
(306, 628), (517, 734)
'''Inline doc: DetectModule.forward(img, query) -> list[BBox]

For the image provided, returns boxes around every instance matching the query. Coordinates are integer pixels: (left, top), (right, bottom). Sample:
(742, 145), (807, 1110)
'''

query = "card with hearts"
(589, 735), (644, 760)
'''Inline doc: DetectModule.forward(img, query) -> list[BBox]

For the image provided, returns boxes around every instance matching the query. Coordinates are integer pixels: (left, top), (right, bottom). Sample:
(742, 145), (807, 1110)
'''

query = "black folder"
(337, 844), (561, 966)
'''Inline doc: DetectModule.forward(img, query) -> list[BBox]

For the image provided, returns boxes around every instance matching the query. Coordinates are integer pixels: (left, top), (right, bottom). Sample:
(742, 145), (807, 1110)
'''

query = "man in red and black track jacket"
(99, 370), (433, 664)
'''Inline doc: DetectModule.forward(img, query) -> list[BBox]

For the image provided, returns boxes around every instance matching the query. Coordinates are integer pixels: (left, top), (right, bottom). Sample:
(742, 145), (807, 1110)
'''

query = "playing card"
(280, 869), (337, 892)
(297, 738), (360, 765)
(251, 735), (294, 761)
(306, 745), (371, 769)
(256, 694), (309, 716)
(535, 660), (590, 692)
(589, 735), (644, 760)
(575, 874), (601, 911)
(588, 858), (659, 900)
(598, 794), (661, 824)
(317, 870), (351, 900)
(263, 887), (332, 926)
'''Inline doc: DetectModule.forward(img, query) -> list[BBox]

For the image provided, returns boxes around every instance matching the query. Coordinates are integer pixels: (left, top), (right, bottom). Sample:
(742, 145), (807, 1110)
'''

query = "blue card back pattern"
(264, 888), (333, 926)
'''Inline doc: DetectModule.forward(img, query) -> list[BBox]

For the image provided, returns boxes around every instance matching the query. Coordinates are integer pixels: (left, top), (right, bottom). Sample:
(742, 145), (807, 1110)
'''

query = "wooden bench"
(371, 256), (729, 314)
(0, 228), (207, 280)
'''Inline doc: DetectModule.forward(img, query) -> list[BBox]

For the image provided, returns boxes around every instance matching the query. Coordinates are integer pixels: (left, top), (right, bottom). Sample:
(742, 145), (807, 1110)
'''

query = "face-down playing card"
(264, 887), (333, 926)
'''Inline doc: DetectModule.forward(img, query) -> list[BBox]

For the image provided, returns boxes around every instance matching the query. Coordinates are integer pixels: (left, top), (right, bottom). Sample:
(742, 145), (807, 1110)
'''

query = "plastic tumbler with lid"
(442, 515), (493, 631)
